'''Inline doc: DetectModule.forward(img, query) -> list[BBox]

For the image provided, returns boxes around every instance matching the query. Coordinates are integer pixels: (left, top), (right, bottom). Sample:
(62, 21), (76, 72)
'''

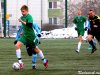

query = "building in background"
(7, 0), (65, 27)
(7, 0), (49, 28)
(48, 0), (65, 25)
(0, 0), (65, 37)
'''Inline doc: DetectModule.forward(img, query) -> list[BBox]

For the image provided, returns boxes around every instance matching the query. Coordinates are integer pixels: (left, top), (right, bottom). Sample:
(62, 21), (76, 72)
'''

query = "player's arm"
(73, 17), (77, 24)
(26, 15), (33, 28)
(33, 22), (41, 37)
(18, 18), (26, 25)
(73, 17), (77, 30)
(18, 17), (33, 28)
(93, 16), (100, 28)
(97, 16), (100, 28)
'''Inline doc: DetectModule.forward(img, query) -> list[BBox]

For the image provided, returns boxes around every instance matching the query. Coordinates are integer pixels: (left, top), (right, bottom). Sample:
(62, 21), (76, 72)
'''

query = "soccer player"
(86, 16), (96, 50)
(73, 10), (87, 53)
(87, 10), (100, 54)
(15, 5), (48, 69)
(14, 21), (41, 69)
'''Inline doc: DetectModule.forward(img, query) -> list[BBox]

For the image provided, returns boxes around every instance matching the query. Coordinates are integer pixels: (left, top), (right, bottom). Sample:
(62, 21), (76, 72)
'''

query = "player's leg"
(87, 34), (96, 54)
(26, 45), (37, 69)
(95, 34), (100, 45)
(15, 41), (24, 69)
(88, 38), (96, 50)
(31, 37), (48, 68)
(32, 52), (37, 69)
(34, 47), (48, 68)
(15, 35), (26, 69)
(76, 35), (83, 53)
(76, 30), (84, 53)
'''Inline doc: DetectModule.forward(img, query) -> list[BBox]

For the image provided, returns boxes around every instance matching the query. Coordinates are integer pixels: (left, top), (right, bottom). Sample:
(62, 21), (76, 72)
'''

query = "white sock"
(38, 50), (44, 59)
(16, 49), (22, 63)
(77, 42), (82, 52)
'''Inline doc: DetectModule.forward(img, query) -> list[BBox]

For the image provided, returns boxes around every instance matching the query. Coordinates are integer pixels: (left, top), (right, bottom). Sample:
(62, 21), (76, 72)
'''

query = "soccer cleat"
(75, 50), (79, 53)
(91, 48), (97, 54)
(19, 62), (24, 70)
(43, 59), (48, 68)
(32, 66), (36, 70)
(75, 49), (79, 53)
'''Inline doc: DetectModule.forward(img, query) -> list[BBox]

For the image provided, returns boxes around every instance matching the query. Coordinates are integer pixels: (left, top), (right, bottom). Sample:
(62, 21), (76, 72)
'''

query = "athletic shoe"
(32, 66), (36, 70)
(91, 48), (97, 54)
(76, 50), (79, 53)
(19, 62), (24, 70)
(43, 59), (48, 68)
(75, 49), (79, 53)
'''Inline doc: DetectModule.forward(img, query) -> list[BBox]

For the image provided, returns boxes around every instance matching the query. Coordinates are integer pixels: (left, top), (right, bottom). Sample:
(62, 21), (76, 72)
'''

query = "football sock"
(77, 42), (82, 52)
(89, 40), (96, 49)
(16, 49), (22, 63)
(38, 50), (44, 60)
(32, 54), (37, 66)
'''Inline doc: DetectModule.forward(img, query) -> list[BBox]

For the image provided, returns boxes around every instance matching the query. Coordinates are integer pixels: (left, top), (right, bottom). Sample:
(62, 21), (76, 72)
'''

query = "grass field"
(0, 38), (100, 75)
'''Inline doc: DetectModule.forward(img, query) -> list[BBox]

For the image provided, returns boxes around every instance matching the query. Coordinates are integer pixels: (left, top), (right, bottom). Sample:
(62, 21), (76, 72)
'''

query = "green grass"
(0, 38), (100, 75)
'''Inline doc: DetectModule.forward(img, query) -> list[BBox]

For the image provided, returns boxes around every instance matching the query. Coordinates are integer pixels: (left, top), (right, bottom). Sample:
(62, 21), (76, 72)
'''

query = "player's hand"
(75, 27), (77, 30)
(37, 34), (41, 37)
(18, 18), (22, 22)
(94, 25), (98, 28)
(85, 27), (87, 31)
(88, 28), (91, 32)
(20, 32), (23, 36)
(14, 40), (18, 45)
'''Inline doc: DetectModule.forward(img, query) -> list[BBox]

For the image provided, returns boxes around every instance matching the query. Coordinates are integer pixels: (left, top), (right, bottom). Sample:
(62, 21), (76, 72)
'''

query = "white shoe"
(75, 50), (79, 53)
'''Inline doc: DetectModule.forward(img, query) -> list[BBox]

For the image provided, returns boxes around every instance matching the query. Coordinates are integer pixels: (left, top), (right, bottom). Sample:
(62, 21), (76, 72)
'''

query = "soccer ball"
(12, 62), (20, 70)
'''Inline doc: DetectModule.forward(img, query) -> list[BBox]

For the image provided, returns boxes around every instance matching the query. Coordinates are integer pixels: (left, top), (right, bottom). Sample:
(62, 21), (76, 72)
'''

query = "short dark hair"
(21, 5), (28, 11)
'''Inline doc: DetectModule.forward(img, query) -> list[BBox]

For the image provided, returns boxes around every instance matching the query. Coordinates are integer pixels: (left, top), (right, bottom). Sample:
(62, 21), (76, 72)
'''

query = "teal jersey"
(73, 16), (86, 30)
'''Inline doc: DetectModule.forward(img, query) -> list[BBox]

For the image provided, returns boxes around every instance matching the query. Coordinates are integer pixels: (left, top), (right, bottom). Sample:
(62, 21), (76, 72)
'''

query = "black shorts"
(26, 45), (36, 56)
(88, 29), (100, 42)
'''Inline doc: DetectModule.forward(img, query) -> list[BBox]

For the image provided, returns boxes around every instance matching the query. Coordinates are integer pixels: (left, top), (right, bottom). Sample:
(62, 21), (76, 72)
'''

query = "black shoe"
(32, 66), (36, 70)
(91, 48), (97, 54)
(75, 50), (79, 53)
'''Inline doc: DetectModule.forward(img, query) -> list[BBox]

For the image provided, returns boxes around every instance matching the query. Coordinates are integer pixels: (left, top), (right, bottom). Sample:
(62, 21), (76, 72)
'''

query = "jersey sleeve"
(83, 16), (86, 22)
(73, 17), (77, 24)
(26, 15), (33, 29)
(27, 15), (33, 23)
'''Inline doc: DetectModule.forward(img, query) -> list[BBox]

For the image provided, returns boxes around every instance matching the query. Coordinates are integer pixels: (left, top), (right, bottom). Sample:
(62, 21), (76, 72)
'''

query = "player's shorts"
(19, 34), (38, 47)
(26, 45), (36, 56)
(88, 29), (100, 42)
(25, 38), (39, 56)
(77, 30), (85, 36)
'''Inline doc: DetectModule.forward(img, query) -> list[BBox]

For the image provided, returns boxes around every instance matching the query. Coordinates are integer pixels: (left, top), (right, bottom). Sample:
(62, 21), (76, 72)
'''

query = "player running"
(87, 10), (100, 54)
(86, 15), (96, 50)
(14, 21), (41, 69)
(15, 5), (48, 69)
(73, 10), (87, 53)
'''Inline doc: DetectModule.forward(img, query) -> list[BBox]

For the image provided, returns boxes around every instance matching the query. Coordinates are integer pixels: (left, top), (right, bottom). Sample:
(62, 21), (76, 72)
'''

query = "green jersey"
(19, 14), (37, 47)
(21, 14), (35, 37)
(73, 16), (86, 30)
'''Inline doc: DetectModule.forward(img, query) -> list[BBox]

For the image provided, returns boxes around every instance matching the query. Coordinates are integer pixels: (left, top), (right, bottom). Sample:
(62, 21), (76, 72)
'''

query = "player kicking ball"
(14, 24), (39, 69)
(73, 10), (87, 53)
(15, 5), (48, 70)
